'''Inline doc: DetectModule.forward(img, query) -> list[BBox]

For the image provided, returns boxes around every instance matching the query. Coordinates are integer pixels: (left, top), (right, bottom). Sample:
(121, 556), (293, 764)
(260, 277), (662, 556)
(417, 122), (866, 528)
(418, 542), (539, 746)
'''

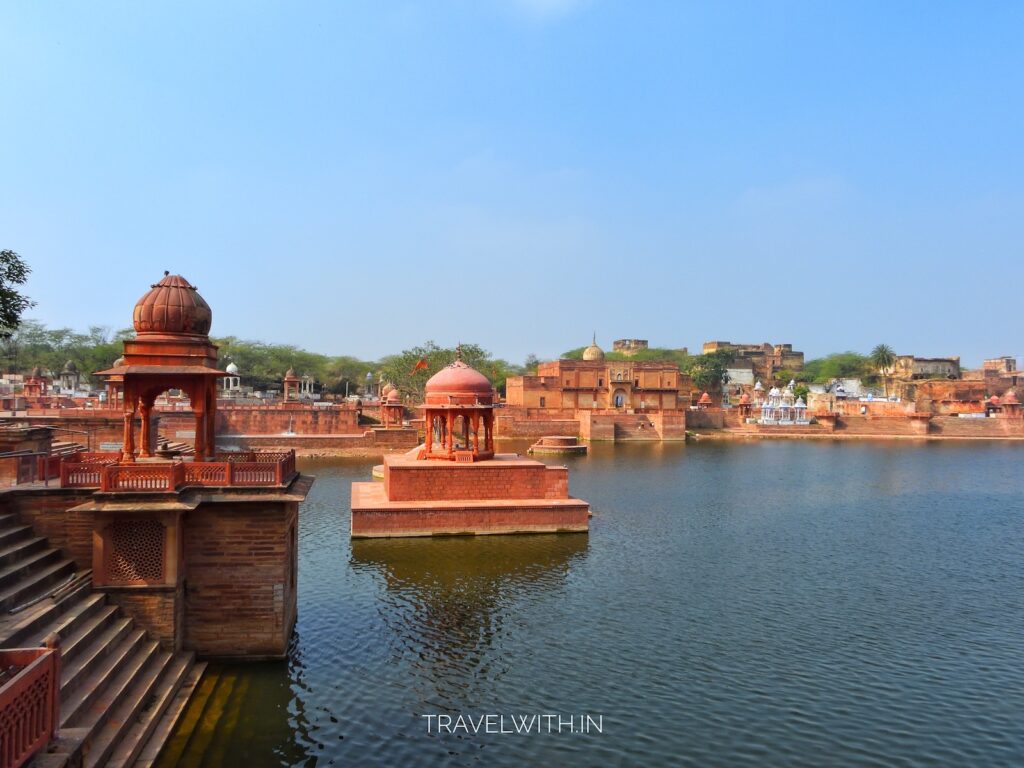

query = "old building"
(612, 338), (648, 355)
(702, 341), (805, 382)
(886, 355), (961, 381)
(506, 337), (693, 411)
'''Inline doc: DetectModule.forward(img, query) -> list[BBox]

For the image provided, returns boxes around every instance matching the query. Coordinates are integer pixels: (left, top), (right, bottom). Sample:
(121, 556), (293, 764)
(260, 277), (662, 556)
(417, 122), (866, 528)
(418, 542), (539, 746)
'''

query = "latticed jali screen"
(105, 519), (166, 584)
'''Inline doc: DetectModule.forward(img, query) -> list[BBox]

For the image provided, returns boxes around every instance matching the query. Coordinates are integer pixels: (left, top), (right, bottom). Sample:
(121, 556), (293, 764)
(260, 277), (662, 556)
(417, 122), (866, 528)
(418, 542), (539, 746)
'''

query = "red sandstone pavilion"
(351, 352), (590, 538)
(0, 273), (311, 768)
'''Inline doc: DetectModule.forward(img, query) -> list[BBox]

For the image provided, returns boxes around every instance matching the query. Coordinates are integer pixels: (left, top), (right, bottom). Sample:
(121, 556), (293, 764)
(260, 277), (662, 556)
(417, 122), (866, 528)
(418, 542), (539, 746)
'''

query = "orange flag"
(411, 358), (428, 375)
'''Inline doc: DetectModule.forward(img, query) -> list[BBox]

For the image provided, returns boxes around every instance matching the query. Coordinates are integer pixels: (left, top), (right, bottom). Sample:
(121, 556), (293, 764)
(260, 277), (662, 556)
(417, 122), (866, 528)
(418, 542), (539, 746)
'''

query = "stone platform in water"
(350, 453), (589, 538)
(528, 435), (588, 455)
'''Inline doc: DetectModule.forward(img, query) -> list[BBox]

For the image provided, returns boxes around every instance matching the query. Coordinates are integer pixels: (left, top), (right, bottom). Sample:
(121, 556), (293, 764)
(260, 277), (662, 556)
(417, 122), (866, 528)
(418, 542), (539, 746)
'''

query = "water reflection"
(350, 535), (589, 706)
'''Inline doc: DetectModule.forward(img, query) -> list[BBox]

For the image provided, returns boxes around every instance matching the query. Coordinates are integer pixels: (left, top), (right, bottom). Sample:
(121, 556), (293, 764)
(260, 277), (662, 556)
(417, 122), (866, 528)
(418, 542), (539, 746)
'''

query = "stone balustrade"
(0, 647), (60, 768)
(59, 450), (297, 492)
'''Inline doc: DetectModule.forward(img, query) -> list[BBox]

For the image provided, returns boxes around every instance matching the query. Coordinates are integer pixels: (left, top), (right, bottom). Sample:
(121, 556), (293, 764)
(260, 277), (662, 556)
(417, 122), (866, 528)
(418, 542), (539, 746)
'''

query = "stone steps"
(158, 668), (239, 766)
(0, 511), (204, 768)
(0, 522), (33, 549)
(0, 534), (48, 569)
(0, 555), (77, 611)
(105, 653), (197, 768)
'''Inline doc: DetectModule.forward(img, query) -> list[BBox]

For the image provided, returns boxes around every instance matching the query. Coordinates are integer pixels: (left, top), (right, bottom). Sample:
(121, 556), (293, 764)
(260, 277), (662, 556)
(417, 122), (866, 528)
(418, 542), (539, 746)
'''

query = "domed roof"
(582, 333), (605, 362)
(698, 391), (712, 405)
(62, 360), (78, 373)
(381, 383), (393, 397)
(386, 389), (401, 403)
(754, 380), (764, 391)
(1003, 389), (1019, 404)
(284, 367), (297, 379)
(225, 362), (239, 375)
(29, 365), (44, 378)
(989, 395), (1001, 405)
(738, 393), (751, 405)
(133, 273), (212, 336)
(425, 357), (493, 405)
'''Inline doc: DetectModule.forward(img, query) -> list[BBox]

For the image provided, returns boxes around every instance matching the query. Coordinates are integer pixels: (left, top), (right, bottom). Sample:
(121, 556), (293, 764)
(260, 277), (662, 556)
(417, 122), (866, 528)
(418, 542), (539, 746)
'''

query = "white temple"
(759, 380), (810, 425)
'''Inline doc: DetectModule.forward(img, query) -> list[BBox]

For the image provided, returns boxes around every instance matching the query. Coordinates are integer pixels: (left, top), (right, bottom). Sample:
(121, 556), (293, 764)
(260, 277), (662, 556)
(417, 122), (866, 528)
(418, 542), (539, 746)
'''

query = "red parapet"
(61, 451), (297, 491)
(61, 461), (104, 488)
(0, 648), (60, 768)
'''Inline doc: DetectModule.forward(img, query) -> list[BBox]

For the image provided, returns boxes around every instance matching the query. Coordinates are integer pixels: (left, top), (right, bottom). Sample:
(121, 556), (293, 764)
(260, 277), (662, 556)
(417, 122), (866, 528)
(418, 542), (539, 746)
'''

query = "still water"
(161, 441), (1024, 767)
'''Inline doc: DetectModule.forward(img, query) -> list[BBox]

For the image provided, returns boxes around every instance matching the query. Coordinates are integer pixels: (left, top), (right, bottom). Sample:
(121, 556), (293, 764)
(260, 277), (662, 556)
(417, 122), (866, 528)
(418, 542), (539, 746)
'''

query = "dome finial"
(163, 270), (169, 276)
(456, 343), (463, 361)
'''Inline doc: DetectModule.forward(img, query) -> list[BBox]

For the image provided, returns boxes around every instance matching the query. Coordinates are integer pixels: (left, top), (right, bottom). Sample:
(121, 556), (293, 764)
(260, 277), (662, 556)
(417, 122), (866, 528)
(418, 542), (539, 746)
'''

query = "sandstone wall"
(182, 500), (298, 659)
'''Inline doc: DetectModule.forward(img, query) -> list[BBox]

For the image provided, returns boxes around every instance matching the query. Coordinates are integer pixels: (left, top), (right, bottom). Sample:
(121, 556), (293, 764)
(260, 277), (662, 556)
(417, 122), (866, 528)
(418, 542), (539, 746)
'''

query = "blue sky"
(2, 1), (1021, 366)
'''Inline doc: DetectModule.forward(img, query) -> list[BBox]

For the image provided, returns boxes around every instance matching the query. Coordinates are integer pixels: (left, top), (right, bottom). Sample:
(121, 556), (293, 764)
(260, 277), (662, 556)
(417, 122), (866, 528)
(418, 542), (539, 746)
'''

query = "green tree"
(870, 343), (896, 397)
(378, 342), (505, 402)
(683, 349), (734, 391)
(0, 250), (34, 336)
(801, 352), (874, 385)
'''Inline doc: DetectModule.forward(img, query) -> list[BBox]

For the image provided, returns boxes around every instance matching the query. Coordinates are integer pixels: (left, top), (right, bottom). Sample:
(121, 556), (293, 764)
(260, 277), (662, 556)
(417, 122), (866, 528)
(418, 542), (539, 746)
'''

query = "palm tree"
(870, 344), (896, 398)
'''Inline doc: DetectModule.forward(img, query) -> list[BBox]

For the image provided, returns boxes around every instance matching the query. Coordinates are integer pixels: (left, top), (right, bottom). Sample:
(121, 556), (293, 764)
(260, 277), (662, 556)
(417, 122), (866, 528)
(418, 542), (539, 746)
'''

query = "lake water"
(160, 441), (1024, 767)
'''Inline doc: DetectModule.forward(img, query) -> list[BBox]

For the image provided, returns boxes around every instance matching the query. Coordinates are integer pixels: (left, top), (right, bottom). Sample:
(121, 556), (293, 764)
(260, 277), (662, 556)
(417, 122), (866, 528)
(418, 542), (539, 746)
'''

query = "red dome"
(425, 360), (493, 405)
(387, 389), (401, 403)
(133, 273), (212, 336)
(1003, 389), (1019, 404)
(738, 393), (751, 405)
(989, 395), (1001, 405)
(698, 391), (713, 404)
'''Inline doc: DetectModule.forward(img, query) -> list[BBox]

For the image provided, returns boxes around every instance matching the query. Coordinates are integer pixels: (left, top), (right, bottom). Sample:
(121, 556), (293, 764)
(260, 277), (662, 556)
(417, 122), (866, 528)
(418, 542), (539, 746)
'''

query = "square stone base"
(351, 482), (589, 538)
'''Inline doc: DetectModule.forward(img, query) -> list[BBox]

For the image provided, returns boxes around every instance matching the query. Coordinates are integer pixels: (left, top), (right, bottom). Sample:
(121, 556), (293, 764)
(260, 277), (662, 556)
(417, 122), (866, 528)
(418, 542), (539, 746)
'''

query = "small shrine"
(759, 380), (810, 425)
(419, 351), (495, 460)
(380, 386), (405, 428)
(351, 353), (589, 538)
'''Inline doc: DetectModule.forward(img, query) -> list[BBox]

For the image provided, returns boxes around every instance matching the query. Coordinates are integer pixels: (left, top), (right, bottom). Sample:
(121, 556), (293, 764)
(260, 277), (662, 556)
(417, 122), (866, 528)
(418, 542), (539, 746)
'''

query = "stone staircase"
(0, 512), (204, 768)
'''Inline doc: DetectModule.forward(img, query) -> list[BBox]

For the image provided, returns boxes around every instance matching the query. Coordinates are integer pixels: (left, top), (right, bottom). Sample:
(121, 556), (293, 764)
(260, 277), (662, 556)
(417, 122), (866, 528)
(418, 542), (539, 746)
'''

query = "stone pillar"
(139, 401), (153, 458)
(122, 410), (136, 462)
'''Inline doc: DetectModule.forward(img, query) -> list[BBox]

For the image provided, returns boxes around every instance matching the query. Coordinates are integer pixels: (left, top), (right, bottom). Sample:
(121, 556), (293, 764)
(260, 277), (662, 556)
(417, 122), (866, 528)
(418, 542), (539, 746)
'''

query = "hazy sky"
(2, 1), (1021, 366)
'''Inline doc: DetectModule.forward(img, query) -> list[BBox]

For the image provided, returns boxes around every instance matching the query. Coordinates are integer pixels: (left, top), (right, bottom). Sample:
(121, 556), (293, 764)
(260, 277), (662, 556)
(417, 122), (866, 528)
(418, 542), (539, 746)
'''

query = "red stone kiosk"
(351, 355), (589, 538)
(63, 273), (312, 659)
(97, 273), (222, 461)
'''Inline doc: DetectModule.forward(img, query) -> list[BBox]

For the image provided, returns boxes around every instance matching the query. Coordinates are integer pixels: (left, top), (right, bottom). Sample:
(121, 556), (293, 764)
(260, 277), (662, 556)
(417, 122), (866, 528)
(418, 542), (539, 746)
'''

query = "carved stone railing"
(101, 463), (185, 493)
(60, 462), (104, 488)
(0, 648), (60, 768)
(60, 450), (297, 492)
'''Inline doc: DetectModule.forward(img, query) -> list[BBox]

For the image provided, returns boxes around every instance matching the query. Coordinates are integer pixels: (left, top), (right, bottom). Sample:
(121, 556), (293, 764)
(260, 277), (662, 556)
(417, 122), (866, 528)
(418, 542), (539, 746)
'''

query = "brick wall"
(106, 587), (182, 651)
(930, 415), (1024, 437)
(650, 411), (687, 439)
(182, 500), (297, 659)
(543, 466), (569, 499)
(3, 488), (97, 566)
(351, 502), (590, 537)
(385, 461), (555, 502)
(220, 428), (418, 454)
(685, 410), (725, 430)
(834, 415), (924, 436)
(495, 415), (581, 438)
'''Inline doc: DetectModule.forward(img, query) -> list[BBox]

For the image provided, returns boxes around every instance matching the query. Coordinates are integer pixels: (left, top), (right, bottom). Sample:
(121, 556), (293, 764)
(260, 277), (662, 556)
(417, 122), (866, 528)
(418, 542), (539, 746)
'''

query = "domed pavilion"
(582, 334), (605, 362)
(420, 350), (495, 461)
(96, 272), (224, 460)
(381, 386), (405, 428)
(350, 348), (590, 538)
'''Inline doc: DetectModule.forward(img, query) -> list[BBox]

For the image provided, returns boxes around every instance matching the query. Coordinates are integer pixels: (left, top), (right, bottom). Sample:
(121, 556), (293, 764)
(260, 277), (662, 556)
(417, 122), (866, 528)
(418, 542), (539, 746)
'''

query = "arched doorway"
(613, 389), (627, 408)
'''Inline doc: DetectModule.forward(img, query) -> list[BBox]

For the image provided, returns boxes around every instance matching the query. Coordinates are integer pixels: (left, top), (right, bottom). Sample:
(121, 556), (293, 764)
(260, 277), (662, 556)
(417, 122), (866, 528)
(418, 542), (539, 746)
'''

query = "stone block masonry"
(352, 453), (589, 538)
(183, 500), (299, 659)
